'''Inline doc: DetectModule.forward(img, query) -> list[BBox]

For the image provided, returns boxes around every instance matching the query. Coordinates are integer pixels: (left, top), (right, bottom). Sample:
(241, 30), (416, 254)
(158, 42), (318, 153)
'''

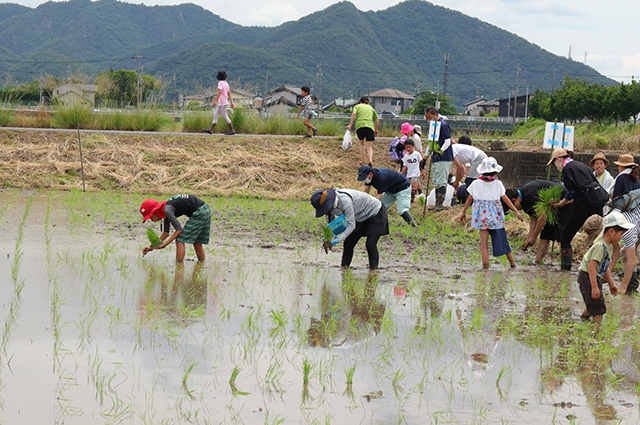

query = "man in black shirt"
(504, 180), (568, 264)
(140, 194), (211, 262)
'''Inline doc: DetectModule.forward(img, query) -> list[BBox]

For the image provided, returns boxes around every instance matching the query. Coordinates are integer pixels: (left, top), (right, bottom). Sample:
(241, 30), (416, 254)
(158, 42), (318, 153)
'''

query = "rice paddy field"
(2, 188), (640, 424)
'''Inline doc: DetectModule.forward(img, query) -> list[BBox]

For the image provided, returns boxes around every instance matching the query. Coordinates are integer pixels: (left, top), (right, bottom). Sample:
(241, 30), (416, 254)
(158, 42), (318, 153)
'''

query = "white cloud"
(231, 2), (300, 26)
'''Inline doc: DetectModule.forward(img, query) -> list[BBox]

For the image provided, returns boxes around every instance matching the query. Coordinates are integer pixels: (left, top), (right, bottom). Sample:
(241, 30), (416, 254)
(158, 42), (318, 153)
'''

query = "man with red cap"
(140, 194), (211, 262)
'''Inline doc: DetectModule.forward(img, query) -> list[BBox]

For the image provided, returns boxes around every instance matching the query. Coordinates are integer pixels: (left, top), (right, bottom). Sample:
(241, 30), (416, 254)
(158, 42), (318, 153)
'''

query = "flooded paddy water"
(2, 189), (640, 424)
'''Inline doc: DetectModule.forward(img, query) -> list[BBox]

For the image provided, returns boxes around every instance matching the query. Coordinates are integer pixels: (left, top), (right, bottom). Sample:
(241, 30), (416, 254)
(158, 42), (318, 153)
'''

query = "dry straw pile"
(0, 130), (377, 198)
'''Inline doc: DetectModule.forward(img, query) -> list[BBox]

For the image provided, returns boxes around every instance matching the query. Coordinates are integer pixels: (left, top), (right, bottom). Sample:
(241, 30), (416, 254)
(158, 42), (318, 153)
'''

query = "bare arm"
(143, 230), (183, 255)
(374, 119), (379, 135)
(501, 194), (524, 221)
(459, 194), (473, 222)
(347, 111), (357, 130)
(453, 157), (465, 189)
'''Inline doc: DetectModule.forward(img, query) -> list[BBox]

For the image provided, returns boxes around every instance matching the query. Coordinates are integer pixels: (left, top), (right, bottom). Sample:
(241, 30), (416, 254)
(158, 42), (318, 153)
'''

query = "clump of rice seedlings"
(533, 186), (564, 226)
(303, 359), (311, 384)
(146, 228), (162, 247)
(322, 225), (333, 242)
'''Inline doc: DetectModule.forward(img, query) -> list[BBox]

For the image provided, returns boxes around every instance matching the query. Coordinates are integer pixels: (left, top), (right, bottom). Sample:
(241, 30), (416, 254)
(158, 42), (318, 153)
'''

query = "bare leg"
(506, 252), (516, 267)
(479, 229), (489, 268)
(535, 239), (551, 264)
(359, 139), (366, 165)
(366, 141), (373, 166)
(193, 243), (206, 262)
(176, 241), (186, 262)
(619, 246), (637, 293)
(592, 314), (603, 323)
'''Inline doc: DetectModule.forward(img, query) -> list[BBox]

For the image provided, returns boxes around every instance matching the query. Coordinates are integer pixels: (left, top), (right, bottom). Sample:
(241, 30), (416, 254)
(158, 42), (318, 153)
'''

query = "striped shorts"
(177, 203), (211, 245)
(621, 206), (640, 249)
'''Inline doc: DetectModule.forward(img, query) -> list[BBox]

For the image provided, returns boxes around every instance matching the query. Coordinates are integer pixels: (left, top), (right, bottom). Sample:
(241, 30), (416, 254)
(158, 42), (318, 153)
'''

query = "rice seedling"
(533, 185), (564, 226)
(303, 359), (312, 384)
(146, 228), (162, 247)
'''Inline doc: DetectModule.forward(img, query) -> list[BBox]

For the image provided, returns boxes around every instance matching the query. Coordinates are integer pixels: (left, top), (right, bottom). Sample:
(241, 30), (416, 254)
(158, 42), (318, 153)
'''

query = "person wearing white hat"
(578, 211), (634, 323)
(459, 157), (523, 269)
(548, 148), (605, 270)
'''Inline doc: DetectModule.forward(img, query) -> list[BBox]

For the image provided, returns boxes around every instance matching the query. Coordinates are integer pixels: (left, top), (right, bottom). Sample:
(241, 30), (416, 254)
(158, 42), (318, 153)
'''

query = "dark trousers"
(560, 200), (603, 249)
(341, 232), (381, 270)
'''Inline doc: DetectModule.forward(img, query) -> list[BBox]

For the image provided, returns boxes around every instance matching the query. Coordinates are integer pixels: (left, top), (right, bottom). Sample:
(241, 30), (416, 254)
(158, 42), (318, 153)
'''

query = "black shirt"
(562, 160), (597, 203)
(612, 173), (640, 199)
(368, 168), (411, 194)
(520, 180), (566, 217)
(162, 194), (205, 232)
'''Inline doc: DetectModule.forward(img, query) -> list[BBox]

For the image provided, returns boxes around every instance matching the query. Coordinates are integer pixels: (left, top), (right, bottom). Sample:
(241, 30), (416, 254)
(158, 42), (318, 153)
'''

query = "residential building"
(498, 94), (533, 118)
(322, 97), (358, 111)
(52, 82), (98, 107)
(263, 85), (317, 114)
(368, 89), (414, 114)
(464, 97), (499, 116)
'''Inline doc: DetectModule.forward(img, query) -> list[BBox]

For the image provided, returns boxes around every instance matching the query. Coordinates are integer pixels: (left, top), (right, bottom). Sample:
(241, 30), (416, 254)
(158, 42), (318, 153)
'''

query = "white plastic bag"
(342, 129), (352, 150)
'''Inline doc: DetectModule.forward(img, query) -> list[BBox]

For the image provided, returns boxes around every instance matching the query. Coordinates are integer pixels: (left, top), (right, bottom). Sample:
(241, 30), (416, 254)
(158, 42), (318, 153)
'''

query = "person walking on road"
(347, 97), (379, 167)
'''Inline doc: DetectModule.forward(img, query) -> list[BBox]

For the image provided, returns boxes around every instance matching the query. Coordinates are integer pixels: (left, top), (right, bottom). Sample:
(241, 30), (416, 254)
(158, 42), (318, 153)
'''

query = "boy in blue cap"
(357, 165), (417, 227)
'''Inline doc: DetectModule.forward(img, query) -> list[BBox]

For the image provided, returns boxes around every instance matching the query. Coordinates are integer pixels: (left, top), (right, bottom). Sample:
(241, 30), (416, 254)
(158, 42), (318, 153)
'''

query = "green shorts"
(177, 203), (211, 245)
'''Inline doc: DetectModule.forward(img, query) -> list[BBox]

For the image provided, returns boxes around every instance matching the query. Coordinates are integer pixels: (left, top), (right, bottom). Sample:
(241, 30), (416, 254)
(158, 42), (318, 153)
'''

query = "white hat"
(603, 211), (635, 230)
(477, 156), (503, 174)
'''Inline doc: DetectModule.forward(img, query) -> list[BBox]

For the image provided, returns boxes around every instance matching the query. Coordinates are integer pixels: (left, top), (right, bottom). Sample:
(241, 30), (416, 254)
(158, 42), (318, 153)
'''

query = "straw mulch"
(0, 130), (375, 198)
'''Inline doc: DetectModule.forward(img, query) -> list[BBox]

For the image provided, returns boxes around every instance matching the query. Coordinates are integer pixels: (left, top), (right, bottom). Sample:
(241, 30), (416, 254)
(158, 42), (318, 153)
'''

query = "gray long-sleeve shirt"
(329, 189), (382, 244)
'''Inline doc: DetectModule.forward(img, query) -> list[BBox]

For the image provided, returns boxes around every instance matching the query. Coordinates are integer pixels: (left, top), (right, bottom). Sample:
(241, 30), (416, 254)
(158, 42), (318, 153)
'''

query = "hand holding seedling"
(515, 211), (524, 222)
(322, 240), (333, 254)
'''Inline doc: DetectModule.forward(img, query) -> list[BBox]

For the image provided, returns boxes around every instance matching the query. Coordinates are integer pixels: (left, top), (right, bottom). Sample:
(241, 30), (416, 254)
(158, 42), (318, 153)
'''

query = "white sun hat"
(477, 156), (503, 174)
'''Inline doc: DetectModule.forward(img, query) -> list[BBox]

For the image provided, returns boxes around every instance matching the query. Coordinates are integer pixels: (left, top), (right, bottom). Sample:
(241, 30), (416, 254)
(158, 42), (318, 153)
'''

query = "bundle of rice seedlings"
(533, 185), (564, 226)
(146, 228), (162, 247)
(322, 225), (333, 242)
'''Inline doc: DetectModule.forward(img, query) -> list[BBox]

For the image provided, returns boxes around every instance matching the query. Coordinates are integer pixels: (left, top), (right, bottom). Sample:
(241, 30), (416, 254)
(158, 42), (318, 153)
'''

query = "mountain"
(0, 0), (615, 109)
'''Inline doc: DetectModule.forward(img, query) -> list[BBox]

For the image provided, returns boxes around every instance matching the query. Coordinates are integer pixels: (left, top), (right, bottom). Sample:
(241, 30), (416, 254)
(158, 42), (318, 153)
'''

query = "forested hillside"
(0, 0), (615, 109)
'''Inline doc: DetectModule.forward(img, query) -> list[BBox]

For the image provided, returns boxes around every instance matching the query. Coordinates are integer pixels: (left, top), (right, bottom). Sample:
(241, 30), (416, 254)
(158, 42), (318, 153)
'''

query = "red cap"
(140, 199), (164, 222)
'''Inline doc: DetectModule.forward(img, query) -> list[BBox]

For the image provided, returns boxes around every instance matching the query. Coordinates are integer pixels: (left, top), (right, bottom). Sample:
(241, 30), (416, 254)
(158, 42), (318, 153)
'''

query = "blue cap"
(357, 165), (373, 181)
(310, 189), (336, 217)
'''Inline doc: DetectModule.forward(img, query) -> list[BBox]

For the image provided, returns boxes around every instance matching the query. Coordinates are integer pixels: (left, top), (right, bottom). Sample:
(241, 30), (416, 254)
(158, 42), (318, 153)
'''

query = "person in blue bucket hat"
(310, 188), (389, 270)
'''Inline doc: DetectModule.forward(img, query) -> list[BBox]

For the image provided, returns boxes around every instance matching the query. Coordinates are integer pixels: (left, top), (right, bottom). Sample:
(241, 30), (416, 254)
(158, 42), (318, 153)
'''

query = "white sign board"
(543, 122), (565, 149)
(562, 126), (574, 150)
(427, 120), (441, 142)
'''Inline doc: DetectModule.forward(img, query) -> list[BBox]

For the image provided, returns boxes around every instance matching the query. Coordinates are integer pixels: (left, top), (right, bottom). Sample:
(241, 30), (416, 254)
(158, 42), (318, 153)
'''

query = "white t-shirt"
(452, 144), (483, 164)
(467, 179), (505, 201)
(402, 151), (422, 178)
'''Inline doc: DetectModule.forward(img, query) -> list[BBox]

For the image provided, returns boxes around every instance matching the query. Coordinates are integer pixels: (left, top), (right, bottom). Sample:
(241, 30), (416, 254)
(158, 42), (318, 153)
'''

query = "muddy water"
(1, 190), (640, 424)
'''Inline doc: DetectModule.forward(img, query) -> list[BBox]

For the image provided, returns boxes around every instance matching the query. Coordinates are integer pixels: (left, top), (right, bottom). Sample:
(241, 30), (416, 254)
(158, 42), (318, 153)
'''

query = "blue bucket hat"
(310, 189), (336, 217)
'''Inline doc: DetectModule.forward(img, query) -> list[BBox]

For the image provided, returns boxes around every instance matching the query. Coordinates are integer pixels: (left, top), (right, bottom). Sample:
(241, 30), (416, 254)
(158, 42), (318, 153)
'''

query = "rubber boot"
(401, 211), (418, 228)
(434, 187), (447, 210)
(560, 248), (572, 271)
(626, 271), (639, 295)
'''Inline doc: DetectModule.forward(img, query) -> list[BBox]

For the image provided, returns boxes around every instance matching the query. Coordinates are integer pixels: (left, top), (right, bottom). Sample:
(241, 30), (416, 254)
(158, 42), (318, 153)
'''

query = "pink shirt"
(217, 80), (230, 106)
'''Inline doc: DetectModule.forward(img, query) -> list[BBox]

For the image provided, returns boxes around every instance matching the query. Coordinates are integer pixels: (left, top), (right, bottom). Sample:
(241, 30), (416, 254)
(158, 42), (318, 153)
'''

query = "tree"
(95, 69), (159, 106)
(411, 91), (457, 116)
(528, 88), (552, 121)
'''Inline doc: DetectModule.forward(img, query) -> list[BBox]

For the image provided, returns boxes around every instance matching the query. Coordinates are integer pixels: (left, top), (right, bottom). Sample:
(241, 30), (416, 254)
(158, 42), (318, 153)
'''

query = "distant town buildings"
(367, 89), (414, 114)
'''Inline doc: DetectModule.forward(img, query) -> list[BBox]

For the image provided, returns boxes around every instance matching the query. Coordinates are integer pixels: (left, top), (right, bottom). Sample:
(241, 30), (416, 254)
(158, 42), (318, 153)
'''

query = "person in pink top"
(203, 70), (236, 135)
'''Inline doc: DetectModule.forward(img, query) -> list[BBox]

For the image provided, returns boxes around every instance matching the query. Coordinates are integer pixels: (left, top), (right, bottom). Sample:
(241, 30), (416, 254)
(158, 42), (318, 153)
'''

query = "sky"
(7, 0), (639, 84)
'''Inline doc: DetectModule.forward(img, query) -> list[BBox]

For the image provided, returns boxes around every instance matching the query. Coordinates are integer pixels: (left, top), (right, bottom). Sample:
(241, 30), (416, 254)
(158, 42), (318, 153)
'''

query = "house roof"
(53, 82), (97, 92)
(368, 88), (414, 100)
(464, 97), (488, 107)
(269, 85), (303, 96)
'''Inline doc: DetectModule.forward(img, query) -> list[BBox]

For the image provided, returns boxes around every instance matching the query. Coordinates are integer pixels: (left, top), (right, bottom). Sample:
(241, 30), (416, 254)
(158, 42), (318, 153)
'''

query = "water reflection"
(138, 261), (208, 321)
(307, 270), (386, 348)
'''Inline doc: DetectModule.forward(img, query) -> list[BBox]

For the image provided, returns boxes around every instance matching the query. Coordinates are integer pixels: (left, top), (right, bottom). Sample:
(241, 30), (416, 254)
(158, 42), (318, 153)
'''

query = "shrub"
(0, 109), (13, 126)
(51, 104), (94, 129)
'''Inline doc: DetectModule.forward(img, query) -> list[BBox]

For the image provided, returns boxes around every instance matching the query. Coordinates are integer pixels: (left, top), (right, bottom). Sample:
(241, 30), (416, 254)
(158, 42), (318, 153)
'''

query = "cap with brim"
(603, 211), (635, 230)
(400, 122), (414, 135)
(357, 165), (373, 181)
(412, 124), (422, 135)
(546, 148), (569, 166)
(589, 152), (609, 167)
(613, 154), (638, 167)
(582, 214), (603, 246)
(476, 156), (503, 174)
(310, 189), (336, 217)
(140, 199), (163, 222)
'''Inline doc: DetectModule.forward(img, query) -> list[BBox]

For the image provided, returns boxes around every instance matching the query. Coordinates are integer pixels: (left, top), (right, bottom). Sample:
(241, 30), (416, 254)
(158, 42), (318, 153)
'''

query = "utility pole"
(412, 79), (422, 97)
(342, 83), (346, 110)
(552, 68), (557, 93)
(357, 81), (361, 100)
(512, 65), (520, 125)
(523, 79), (530, 121)
(435, 79), (440, 110)
(132, 54), (144, 108)
(442, 53), (450, 96)
(317, 63), (322, 111)
(368, 81), (371, 96)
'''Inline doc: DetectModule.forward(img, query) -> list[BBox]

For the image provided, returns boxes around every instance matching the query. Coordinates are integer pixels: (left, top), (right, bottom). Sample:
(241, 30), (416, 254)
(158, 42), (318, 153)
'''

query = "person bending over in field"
(140, 194), (211, 262)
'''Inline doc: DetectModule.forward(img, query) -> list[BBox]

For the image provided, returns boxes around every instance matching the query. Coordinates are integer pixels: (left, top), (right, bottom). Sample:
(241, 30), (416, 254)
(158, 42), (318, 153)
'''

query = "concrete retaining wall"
(485, 151), (635, 189)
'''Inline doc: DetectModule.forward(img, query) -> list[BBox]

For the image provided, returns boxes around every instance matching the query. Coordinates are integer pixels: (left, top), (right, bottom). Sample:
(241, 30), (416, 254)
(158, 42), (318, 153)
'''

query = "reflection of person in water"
(577, 350), (618, 423)
(307, 270), (386, 348)
(137, 262), (208, 320)
(414, 288), (444, 331)
(456, 272), (506, 376)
